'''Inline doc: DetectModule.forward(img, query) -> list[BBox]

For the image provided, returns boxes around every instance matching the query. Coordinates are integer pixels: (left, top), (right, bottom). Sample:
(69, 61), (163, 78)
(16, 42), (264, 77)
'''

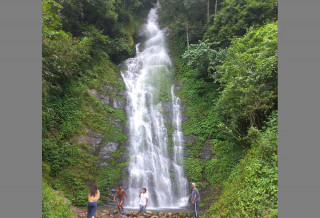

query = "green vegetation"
(42, 0), (278, 217)
(42, 180), (75, 218)
(42, 0), (156, 211)
(159, 0), (278, 217)
(165, 121), (175, 158)
(205, 0), (277, 49)
(207, 111), (278, 217)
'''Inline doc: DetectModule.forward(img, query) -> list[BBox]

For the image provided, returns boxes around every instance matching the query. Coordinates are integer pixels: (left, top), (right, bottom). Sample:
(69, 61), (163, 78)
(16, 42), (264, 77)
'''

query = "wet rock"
(100, 94), (111, 105)
(161, 101), (173, 122)
(100, 142), (118, 154)
(73, 132), (104, 150)
(88, 89), (100, 99)
(89, 87), (127, 111)
(103, 84), (116, 91)
(199, 139), (214, 160)
(175, 84), (183, 91)
(113, 99), (125, 109)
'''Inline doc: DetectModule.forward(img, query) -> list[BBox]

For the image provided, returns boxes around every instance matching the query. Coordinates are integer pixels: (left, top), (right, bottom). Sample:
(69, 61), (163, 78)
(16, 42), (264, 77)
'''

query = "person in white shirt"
(139, 188), (149, 212)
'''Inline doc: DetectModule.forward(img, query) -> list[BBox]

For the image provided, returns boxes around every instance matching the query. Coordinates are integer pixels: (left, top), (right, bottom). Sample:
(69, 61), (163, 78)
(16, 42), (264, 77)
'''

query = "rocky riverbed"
(72, 207), (201, 218)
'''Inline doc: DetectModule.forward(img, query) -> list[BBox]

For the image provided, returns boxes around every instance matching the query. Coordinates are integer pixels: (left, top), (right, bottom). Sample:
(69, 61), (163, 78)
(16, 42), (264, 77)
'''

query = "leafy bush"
(42, 180), (75, 218)
(182, 41), (225, 79)
(205, 0), (278, 48)
(207, 111), (278, 217)
(184, 157), (203, 184)
(42, 139), (77, 176)
(42, 22), (91, 93)
(216, 22), (278, 133)
(204, 139), (244, 185)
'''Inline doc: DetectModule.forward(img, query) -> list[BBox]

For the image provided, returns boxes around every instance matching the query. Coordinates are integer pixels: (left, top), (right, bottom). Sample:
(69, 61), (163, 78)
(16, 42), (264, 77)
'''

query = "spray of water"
(120, 5), (189, 209)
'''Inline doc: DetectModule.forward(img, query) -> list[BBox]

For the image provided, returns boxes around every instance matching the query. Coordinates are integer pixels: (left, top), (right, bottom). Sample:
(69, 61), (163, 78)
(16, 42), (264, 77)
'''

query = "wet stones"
(199, 139), (215, 160)
(73, 207), (196, 218)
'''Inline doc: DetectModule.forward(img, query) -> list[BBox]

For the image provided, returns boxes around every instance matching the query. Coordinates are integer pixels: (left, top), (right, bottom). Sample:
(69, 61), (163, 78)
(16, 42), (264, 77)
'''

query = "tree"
(214, 0), (218, 15)
(207, 0), (210, 23)
(216, 22), (278, 131)
(205, 0), (278, 49)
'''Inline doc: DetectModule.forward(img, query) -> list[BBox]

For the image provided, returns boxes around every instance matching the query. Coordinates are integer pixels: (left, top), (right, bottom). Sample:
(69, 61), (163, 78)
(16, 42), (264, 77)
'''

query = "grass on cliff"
(42, 180), (75, 218)
(207, 111), (278, 218)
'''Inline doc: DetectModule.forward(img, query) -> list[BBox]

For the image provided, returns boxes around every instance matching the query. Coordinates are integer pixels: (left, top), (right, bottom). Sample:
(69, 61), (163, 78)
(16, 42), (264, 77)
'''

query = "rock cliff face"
(70, 67), (130, 205)
(76, 84), (127, 161)
(90, 83), (127, 165)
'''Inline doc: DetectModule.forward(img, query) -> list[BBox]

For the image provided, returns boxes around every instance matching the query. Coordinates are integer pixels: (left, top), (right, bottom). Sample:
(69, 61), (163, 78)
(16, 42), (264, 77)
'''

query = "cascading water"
(120, 4), (189, 209)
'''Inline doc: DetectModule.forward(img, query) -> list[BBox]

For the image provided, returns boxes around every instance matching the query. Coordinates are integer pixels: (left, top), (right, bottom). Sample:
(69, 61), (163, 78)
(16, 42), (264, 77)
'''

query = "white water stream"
(120, 5), (189, 209)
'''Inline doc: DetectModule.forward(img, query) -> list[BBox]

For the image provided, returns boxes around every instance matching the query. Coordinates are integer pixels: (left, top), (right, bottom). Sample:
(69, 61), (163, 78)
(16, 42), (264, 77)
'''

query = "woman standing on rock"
(87, 183), (100, 218)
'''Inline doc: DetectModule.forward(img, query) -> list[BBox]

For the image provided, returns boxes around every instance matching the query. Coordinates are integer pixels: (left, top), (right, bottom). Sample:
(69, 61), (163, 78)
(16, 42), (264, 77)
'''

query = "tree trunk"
(186, 23), (190, 68)
(207, 0), (210, 23)
(186, 23), (190, 50)
(215, 0), (218, 16)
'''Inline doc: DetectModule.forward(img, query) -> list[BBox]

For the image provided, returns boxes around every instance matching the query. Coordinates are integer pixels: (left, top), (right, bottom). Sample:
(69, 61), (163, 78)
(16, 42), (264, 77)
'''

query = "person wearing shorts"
(113, 185), (128, 214)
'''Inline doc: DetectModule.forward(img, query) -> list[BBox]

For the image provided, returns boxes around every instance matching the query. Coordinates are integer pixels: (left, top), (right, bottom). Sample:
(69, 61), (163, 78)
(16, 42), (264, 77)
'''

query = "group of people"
(87, 184), (149, 218)
(86, 183), (200, 218)
(112, 185), (149, 214)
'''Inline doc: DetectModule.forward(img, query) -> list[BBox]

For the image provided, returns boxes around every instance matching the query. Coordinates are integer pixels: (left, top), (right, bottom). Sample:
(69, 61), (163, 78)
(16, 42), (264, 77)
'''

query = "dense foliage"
(42, 0), (278, 217)
(42, 180), (75, 218)
(42, 0), (155, 210)
(208, 111), (278, 217)
(159, 0), (278, 217)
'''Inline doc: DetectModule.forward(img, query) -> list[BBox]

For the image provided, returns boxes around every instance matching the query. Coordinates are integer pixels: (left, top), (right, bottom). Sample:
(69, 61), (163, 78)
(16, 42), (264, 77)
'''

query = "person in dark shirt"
(191, 182), (200, 218)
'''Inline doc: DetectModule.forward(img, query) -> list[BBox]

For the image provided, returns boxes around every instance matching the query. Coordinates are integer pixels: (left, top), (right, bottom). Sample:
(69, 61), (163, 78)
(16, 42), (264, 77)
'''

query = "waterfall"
(120, 5), (189, 209)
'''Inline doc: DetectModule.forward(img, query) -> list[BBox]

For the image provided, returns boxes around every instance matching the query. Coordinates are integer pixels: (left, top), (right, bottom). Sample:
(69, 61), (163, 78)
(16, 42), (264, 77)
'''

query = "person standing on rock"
(87, 183), (100, 218)
(113, 185), (129, 214)
(139, 188), (149, 212)
(191, 182), (200, 218)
